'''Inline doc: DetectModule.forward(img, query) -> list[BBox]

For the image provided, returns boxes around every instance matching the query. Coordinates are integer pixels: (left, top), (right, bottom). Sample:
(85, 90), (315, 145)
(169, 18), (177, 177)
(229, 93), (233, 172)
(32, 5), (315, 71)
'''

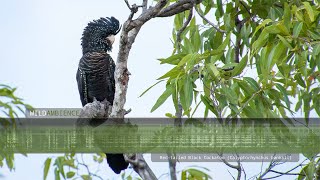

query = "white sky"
(0, 0), (308, 179)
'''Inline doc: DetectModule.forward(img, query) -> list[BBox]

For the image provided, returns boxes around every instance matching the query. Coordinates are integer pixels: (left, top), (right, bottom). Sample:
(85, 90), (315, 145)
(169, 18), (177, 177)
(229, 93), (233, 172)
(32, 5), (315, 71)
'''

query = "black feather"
(81, 16), (121, 54)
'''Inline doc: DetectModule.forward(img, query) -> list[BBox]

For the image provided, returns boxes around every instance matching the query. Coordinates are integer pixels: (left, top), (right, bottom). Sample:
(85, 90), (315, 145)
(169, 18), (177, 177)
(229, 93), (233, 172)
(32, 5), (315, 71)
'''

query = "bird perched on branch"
(76, 16), (129, 174)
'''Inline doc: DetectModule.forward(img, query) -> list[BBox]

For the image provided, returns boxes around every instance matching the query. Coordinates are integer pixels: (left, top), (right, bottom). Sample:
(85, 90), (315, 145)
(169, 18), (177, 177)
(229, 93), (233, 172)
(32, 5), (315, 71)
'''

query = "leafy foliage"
(145, 0), (320, 119)
(181, 166), (212, 180)
(0, 84), (33, 127)
(43, 153), (108, 180)
(0, 84), (33, 171)
(143, 0), (320, 178)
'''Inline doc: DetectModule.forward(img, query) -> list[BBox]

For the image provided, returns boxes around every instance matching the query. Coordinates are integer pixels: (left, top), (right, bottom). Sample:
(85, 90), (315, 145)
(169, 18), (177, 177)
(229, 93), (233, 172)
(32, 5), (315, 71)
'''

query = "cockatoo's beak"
(106, 35), (115, 45)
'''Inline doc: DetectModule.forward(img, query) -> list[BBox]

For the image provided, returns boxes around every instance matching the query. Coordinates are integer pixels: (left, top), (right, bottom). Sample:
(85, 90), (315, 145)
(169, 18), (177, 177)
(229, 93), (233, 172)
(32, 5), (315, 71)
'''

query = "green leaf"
(185, 168), (212, 179)
(294, 73), (306, 88)
(225, 48), (234, 64)
(159, 53), (187, 65)
(275, 84), (290, 109)
(201, 95), (218, 117)
(232, 55), (248, 76)
(66, 172), (75, 179)
(199, 49), (225, 59)
(283, 3), (291, 29)
(54, 168), (60, 180)
(276, 23), (290, 35)
(237, 80), (255, 95)
(293, 22), (303, 38)
(183, 37), (194, 53)
(183, 76), (193, 111)
(222, 63), (238, 70)
(313, 44), (320, 56)
(244, 77), (260, 91)
(151, 84), (173, 112)
(252, 29), (269, 51)
(181, 170), (187, 180)
(193, 27), (201, 52)
(295, 98), (302, 112)
(267, 42), (286, 71)
(139, 80), (165, 97)
(54, 157), (66, 179)
(43, 158), (52, 180)
(217, 32), (231, 51)
(308, 30), (320, 40)
(0, 88), (12, 97)
(277, 35), (292, 49)
(314, 97), (320, 116)
(221, 86), (238, 104)
(5, 154), (14, 170)
(243, 106), (259, 118)
(177, 54), (199, 67)
(217, 0), (224, 16)
(81, 175), (92, 180)
(206, 63), (220, 78)
(174, 13), (183, 30)
(253, 19), (272, 37)
(203, 0), (212, 15)
(303, 2), (315, 22)
(157, 67), (183, 80)
(165, 113), (175, 118)
(211, 32), (223, 50)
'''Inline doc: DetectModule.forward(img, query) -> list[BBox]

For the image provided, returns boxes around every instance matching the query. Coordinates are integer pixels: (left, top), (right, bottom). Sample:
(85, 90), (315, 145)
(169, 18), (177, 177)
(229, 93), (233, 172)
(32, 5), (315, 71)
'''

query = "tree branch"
(176, 7), (193, 51)
(76, 98), (111, 127)
(124, 154), (158, 179)
(142, 0), (148, 13)
(258, 158), (308, 180)
(108, 0), (207, 179)
(195, 6), (226, 33)
(169, 6), (194, 176)
(168, 152), (177, 180)
(125, 0), (169, 31)
(218, 153), (242, 180)
(111, 0), (196, 179)
(257, 157), (282, 180)
(157, 0), (202, 17)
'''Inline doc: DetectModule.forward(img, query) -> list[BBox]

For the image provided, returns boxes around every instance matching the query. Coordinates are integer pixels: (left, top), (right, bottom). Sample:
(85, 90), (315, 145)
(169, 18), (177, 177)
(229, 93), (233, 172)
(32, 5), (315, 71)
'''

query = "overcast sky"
(0, 0), (306, 179)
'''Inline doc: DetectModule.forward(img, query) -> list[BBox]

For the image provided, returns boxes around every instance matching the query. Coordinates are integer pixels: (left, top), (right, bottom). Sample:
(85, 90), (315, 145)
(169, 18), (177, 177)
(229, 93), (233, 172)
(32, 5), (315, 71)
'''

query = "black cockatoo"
(76, 16), (129, 174)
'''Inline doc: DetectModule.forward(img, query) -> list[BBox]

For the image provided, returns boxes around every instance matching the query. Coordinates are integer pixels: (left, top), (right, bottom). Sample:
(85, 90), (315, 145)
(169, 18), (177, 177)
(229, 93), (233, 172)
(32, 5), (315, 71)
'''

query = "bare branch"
(124, 0), (131, 9)
(241, 163), (247, 180)
(259, 158), (308, 180)
(176, 7), (193, 51)
(218, 153), (242, 180)
(170, 4), (193, 171)
(169, 4), (193, 171)
(124, 0), (144, 20)
(124, 154), (158, 179)
(234, 15), (241, 63)
(194, 6), (226, 33)
(269, 170), (303, 176)
(168, 153), (177, 180)
(126, 0), (169, 31)
(142, 0), (148, 12)
(258, 158), (280, 179)
(76, 155), (104, 180)
(157, 0), (202, 17)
